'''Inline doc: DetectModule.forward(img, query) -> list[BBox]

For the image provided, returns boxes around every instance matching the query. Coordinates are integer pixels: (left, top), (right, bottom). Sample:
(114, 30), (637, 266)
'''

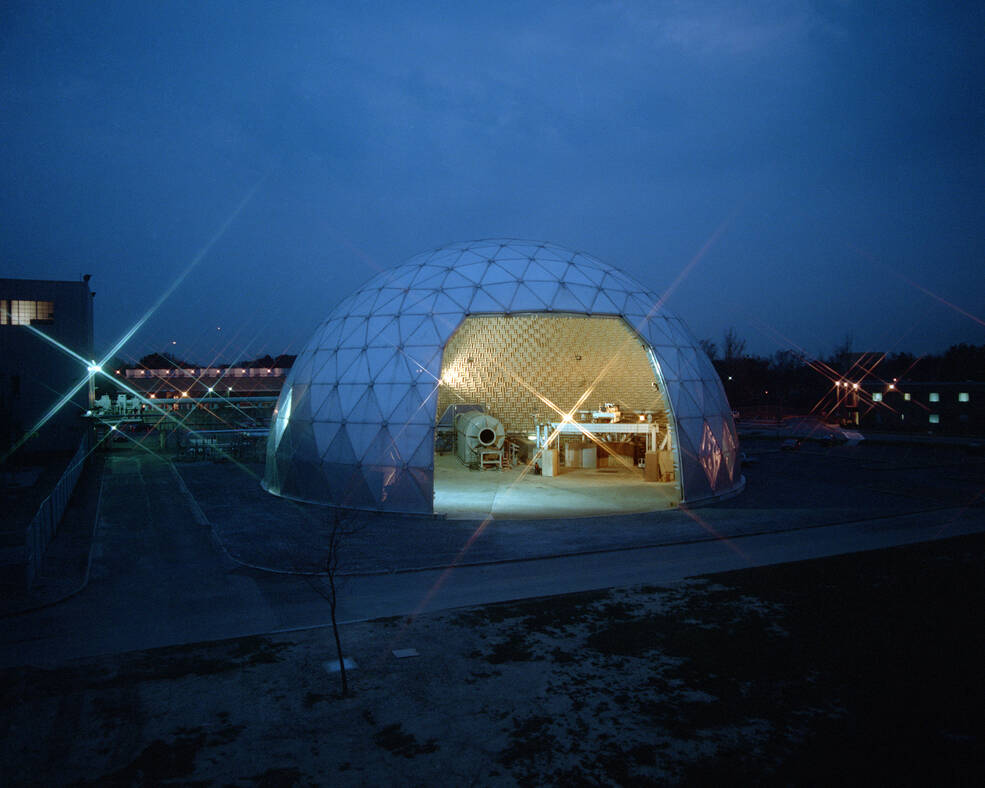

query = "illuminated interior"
(1, 298), (55, 325)
(437, 315), (668, 432)
(433, 314), (679, 517)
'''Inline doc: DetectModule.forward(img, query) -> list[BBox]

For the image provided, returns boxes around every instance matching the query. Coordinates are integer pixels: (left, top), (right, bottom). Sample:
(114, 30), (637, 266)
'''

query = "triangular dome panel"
(312, 421), (341, 455)
(374, 353), (413, 386)
(359, 427), (401, 466)
(366, 314), (397, 341)
(366, 347), (398, 379)
(347, 387), (384, 425)
(481, 262), (518, 285)
(591, 290), (623, 315)
(401, 289), (438, 315)
(550, 282), (592, 312)
(338, 316), (368, 348)
(372, 288), (405, 315)
(468, 288), (508, 313)
(565, 283), (600, 311)
(433, 291), (466, 314)
(337, 382), (370, 419)
(512, 282), (552, 310)
(483, 282), (520, 310)
(455, 261), (490, 284)
(323, 426), (357, 466)
(312, 386), (344, 423)
(441, 269), (476, 289)
(524, 259), (560, 282)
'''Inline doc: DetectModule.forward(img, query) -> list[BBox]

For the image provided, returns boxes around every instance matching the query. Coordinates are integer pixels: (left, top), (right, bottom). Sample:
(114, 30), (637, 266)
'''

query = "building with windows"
(1, 278), (94, 456)
(264, 239), (743, 517)
(860, 380), (985, 436)
(119, 365), (288, 400)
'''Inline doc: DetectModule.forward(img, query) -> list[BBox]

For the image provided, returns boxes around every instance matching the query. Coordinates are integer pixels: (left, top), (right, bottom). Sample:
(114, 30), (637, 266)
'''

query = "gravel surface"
(4, 532), (982, 785)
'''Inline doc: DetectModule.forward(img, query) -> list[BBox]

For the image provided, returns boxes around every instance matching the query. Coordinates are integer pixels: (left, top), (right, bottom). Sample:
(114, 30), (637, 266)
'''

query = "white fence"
(24, 432), (90, 586)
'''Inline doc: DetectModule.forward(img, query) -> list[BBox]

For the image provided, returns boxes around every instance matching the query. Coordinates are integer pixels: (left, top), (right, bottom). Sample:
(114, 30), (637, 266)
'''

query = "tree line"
(701, 329), (985, 412)
(132, 352), (297, 370)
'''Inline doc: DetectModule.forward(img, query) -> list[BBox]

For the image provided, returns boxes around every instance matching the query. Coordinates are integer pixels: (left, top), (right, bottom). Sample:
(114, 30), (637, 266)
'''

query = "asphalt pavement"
(1, 442), (983, 668)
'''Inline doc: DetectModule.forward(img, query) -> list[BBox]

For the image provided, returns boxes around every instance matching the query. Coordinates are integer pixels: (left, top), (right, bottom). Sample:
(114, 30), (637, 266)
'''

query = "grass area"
(2, 533), (983, 785)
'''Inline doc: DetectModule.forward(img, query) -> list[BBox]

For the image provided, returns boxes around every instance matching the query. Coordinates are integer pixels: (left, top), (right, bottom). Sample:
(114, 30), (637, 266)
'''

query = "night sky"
(2, 2), (983, 364)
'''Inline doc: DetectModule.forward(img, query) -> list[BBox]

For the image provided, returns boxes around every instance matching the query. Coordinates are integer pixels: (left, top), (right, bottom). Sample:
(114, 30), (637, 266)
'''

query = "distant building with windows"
(1, 278), (94, 456)
(858, 380), (985, 436)
(118, 365), (288, 399)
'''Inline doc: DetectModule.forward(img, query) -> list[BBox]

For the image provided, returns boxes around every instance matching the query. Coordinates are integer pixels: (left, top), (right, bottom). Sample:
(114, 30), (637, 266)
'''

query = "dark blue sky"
(2, 1), (983, 364)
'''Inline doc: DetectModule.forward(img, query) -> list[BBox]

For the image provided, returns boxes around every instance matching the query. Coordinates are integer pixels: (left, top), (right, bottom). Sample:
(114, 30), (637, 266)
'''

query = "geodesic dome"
(263, 239), (742, 513)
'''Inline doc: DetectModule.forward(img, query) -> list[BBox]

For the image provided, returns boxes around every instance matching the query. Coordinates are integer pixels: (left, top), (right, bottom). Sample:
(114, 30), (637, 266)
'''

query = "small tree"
(307, 508), (363, 697)
(327, 510), (348, 694)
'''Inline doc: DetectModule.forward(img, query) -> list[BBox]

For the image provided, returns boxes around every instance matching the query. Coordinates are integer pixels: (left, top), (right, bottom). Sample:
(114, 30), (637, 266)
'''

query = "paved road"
(2, 451), (983, 668)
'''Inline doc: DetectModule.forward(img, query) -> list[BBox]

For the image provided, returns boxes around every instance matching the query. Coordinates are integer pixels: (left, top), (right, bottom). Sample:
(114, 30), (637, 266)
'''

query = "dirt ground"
(3, 532), (983, 786)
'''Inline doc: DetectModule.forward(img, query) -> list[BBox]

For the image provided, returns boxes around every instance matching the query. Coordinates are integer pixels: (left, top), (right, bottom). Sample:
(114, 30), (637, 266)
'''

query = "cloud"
(620, 1), (830, 56)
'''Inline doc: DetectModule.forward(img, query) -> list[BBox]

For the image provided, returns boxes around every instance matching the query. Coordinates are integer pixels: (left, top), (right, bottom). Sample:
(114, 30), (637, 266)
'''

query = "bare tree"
(723, 327), (747, 361)
(830, 332), (854, 371)
(773, 348), (806, 371)
(304, 508), (362, 696)
(698, 338), (719, 361)
(326, 510), (350, 695)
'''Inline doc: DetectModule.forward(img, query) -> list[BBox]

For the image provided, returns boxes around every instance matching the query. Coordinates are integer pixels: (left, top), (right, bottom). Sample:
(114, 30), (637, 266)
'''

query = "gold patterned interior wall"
(437, 314), (669, 433)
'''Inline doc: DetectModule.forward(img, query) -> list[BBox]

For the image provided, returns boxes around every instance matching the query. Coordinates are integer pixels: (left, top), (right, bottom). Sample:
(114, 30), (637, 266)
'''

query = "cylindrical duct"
(455, 411), (505, 465)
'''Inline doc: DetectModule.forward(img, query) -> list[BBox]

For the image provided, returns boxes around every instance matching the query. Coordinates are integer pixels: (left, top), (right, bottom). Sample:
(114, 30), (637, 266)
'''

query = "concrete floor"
(432, 452), (679, 519)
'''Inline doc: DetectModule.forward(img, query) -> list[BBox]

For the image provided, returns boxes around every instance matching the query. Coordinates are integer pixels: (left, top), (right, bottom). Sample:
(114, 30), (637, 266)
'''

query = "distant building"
(118, 365), (288, 399)
(1, 278), (94, 456)
(859, 381), (985, 436)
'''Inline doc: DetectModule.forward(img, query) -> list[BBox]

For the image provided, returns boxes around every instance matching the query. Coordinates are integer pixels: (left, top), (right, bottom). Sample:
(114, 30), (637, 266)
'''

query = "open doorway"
(432, 313), (681, 518)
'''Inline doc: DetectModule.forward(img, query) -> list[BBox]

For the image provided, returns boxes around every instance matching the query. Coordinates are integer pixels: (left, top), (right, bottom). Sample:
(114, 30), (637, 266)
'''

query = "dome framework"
(264, 239), (742, 513)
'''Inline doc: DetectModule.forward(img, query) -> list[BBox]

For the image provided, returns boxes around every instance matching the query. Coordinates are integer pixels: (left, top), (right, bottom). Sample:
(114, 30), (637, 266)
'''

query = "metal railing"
(24, 432), (90, 586)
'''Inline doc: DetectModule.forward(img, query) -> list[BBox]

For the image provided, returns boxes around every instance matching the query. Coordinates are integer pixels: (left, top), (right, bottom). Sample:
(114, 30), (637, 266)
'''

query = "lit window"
(872, 392), (883, 402)
(0, 299), (54, 325)
(929, 414), (939, 424)
(904, 392), (911, 401)
(958, 392), (970, 403)
(929, 392), (939, 402)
